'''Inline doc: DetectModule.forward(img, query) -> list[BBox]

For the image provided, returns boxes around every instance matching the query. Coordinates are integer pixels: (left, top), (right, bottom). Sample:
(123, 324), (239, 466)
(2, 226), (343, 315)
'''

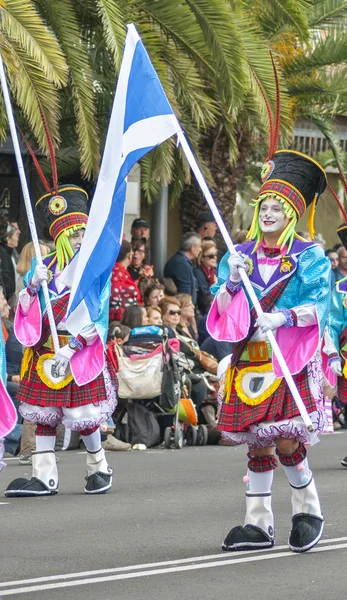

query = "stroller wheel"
(186, 425), (198, 446)
(164, 427), (173, 449)
(197, 424), (208, 446)
(174, 428), (183, 449)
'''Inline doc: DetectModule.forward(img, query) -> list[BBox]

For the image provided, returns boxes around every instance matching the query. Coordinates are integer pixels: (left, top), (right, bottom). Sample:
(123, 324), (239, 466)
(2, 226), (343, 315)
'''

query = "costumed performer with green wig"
(207, 150), (331, 553)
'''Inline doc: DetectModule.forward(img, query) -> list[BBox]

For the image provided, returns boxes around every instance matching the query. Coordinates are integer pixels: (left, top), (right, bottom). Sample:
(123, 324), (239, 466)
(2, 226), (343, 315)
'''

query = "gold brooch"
(279, 256), (293, 273)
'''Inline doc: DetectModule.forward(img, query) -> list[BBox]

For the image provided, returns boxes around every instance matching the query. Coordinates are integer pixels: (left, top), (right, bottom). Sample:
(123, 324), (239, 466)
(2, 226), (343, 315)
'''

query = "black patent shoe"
(84, 472), (112, 495)
(5, 477), (58, 497)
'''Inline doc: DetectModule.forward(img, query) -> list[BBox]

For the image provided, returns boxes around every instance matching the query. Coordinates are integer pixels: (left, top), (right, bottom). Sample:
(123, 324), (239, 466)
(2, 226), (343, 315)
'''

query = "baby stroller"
(118, 326), (206, 449)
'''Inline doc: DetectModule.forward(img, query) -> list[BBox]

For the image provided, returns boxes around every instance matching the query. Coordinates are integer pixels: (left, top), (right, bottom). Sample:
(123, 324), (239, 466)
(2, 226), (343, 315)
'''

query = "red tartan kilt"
(17, 347), (118, 408)
(217, 360), (316, 433)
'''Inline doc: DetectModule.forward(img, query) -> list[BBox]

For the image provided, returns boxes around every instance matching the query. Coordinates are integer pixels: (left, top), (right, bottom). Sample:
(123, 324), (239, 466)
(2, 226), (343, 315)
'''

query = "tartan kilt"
(217, 359), (316, 433)
(17, 346), (118, 408)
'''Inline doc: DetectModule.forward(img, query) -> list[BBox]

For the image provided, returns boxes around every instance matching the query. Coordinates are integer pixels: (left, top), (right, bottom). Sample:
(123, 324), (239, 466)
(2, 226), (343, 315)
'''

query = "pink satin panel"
(273, 324), (319, 377)
(0, 379), (17, 438)
(71, 337), (105, 387)
(206, 289), (250, 342)
(321, 351), (337, 389)
(14, 297), (42, 347)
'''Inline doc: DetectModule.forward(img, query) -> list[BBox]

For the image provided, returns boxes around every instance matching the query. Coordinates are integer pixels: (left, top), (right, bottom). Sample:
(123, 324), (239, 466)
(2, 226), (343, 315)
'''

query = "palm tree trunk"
(180, 128), (253, 250)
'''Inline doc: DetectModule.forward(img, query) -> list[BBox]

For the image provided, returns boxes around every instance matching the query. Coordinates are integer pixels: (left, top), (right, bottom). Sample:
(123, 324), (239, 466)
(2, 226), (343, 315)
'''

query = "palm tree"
(0, 0), (68, 152)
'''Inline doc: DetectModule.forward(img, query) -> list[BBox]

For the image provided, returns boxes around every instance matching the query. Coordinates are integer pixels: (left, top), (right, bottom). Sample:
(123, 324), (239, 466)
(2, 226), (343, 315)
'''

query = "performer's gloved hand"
(228, 252), (247, 283)
(53, 344), (75, 377)
(31, 263), (48, 289)
(329, 356), (342, 376)
(256, 312), (286, 333)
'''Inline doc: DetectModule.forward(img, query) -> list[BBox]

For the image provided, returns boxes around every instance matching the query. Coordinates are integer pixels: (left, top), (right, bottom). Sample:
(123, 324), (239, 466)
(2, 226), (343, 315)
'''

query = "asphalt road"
(1, 431), (347, 600)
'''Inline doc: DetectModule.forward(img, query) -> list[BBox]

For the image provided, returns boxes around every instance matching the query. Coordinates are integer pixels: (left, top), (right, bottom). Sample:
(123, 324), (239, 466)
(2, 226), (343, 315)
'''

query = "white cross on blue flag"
(64, 23), (181, 333)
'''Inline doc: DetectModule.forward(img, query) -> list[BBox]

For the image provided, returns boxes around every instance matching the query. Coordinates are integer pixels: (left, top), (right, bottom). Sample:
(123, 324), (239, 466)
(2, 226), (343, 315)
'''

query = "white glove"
(53, 344), (75, 377)
(31, 263), (48, 288)
(228, 252), (247, 283)
(256, 312), (286, 333)
(329, 358), (342, 377)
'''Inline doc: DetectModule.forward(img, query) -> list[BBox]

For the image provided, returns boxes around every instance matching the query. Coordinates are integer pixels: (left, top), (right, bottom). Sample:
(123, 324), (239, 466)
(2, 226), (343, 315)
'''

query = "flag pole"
(177, 130), (314, 431)
(0, 51), (60, 354)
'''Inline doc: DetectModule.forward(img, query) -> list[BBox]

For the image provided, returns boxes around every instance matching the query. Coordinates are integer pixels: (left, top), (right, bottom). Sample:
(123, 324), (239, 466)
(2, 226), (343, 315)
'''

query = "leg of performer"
(223, 447), (277, 551)
(80, 426), (113, 495)
(276, 439), (324, 553)
(5, 424), (59, 497)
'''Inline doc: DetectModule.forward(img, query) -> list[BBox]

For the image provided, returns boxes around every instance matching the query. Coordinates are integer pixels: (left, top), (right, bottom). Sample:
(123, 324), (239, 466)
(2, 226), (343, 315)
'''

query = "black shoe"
(222, 524), (274, 551)
(341, 456), (347, 467)
(84, 472), (112, 495)
(289, 514), (324, 553)
(5, 477), (58, 497)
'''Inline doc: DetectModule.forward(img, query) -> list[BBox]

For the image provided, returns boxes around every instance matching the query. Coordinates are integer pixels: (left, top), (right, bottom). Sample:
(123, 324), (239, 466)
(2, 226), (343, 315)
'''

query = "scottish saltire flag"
(64, 23), (181, 334)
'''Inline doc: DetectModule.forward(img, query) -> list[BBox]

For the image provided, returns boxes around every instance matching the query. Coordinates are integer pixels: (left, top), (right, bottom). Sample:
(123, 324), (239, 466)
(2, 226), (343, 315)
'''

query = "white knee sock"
(35, 435), (56, 452)
(283, 458), (311, 487)
(247, 469), (274, 493)
(81, 429), (101, 453)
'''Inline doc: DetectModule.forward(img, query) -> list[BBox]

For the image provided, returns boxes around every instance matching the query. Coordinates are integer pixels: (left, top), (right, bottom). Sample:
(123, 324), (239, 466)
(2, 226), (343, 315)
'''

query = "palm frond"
(1, 35), (61, 151)
(310, 0), (347, 28)
(285, 26), (347, 75)
(95, 0), (126, 69)
(303, 112), (345, 172)
(244, 0), (310, 39)
(0, 0), (67, 85)
(37, 0), (100, 179)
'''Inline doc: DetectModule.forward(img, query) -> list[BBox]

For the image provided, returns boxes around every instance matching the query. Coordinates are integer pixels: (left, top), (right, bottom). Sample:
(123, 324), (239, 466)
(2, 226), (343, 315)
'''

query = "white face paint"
(258, 198), (289, 234)
(68, 229), (85, 253)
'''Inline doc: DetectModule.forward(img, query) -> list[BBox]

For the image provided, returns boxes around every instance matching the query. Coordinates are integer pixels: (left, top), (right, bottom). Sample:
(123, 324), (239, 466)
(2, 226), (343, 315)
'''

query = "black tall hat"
(35, 185), (89, 242)
(257, 150), (327, 239)
(337, 223), (347, 250)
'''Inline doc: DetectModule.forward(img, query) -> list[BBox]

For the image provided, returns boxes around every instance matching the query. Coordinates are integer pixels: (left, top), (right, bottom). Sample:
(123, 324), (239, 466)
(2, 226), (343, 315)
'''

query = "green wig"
(54, 224), (86, 271)
(246, 193), (297, 252)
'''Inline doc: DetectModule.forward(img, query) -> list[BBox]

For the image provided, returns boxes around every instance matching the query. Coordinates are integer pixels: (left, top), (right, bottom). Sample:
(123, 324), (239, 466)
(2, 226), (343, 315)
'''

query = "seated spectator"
(176, 294), (197, 340)
(161, 277), (177, 297)
(163, 232), (201, 304)
(159, 296), (207, 410)
(16, 241), (50, 299)
(0, 222), (21, 303)
(146, 306), (163, 325)
(108, 321), (131, 345)
(194, 240), (217, 315)
(196, 211), (217, 240)
(128, 239), (154, 282)
(110, 240), (142, 321)
(200, 336), (233, 362)
(121, 304), (149, 329)
(144, 282), (165, 307)
(233, 230), (248, 244)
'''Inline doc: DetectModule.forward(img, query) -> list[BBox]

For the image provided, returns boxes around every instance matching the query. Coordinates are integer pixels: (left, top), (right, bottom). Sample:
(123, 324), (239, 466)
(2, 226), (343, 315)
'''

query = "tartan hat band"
(257, 179), (306, 218)
(49, 213), (88, 241)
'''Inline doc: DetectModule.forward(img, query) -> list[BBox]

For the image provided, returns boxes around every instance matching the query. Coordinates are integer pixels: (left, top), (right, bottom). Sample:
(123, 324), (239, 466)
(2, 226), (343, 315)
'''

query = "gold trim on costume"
(234, 363), (282, 406)
(35, 187), (88, 207)
(36, 353), (73, 389)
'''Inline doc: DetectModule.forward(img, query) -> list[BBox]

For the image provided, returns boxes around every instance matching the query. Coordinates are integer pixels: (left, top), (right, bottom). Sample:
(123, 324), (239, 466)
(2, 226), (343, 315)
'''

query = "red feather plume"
(19, 129), (51, 193)
(269, 52), (280, 159)
(327, 183), (347, 222)
(38, 104), (58, 191)
(251, 67), (274, 161)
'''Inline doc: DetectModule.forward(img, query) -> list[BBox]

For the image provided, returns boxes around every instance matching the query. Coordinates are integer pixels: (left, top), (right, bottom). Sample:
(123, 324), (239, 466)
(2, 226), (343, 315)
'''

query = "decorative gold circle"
(48, 195), (67, 216)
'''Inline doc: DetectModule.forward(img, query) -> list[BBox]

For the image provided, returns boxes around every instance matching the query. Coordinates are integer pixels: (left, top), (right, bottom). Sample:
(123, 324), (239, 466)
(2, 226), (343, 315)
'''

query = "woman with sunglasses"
(159, 296), (207, 411)
(194, 240), (218, 315)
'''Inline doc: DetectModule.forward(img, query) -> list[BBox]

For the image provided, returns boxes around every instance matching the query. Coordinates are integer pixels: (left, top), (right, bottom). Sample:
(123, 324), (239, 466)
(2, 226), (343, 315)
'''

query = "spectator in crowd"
(0, 222), (21, 302)
(159, 296), (207, 410)
(327, 248), (339, 271)
(16, 241), (50, 299)
(110, 240), (142, 321)
(146, 306), (162, 325)
(197, 293), (214, 345)
(200, 335), (233, 362)
(336, 245), (347, 280)
(144, 282), (165, 307)
(131, 218), (150, 248)
(161, 277), (177, 297)
(163, 232), (201, 304)
(176, 294), (197, 340)
(194, 239), (218, 315)
(121, 304), (148, 329)
(128, 240), (153, 281)
(233, 230), (248, 244)
(196, 211), (217, 240)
